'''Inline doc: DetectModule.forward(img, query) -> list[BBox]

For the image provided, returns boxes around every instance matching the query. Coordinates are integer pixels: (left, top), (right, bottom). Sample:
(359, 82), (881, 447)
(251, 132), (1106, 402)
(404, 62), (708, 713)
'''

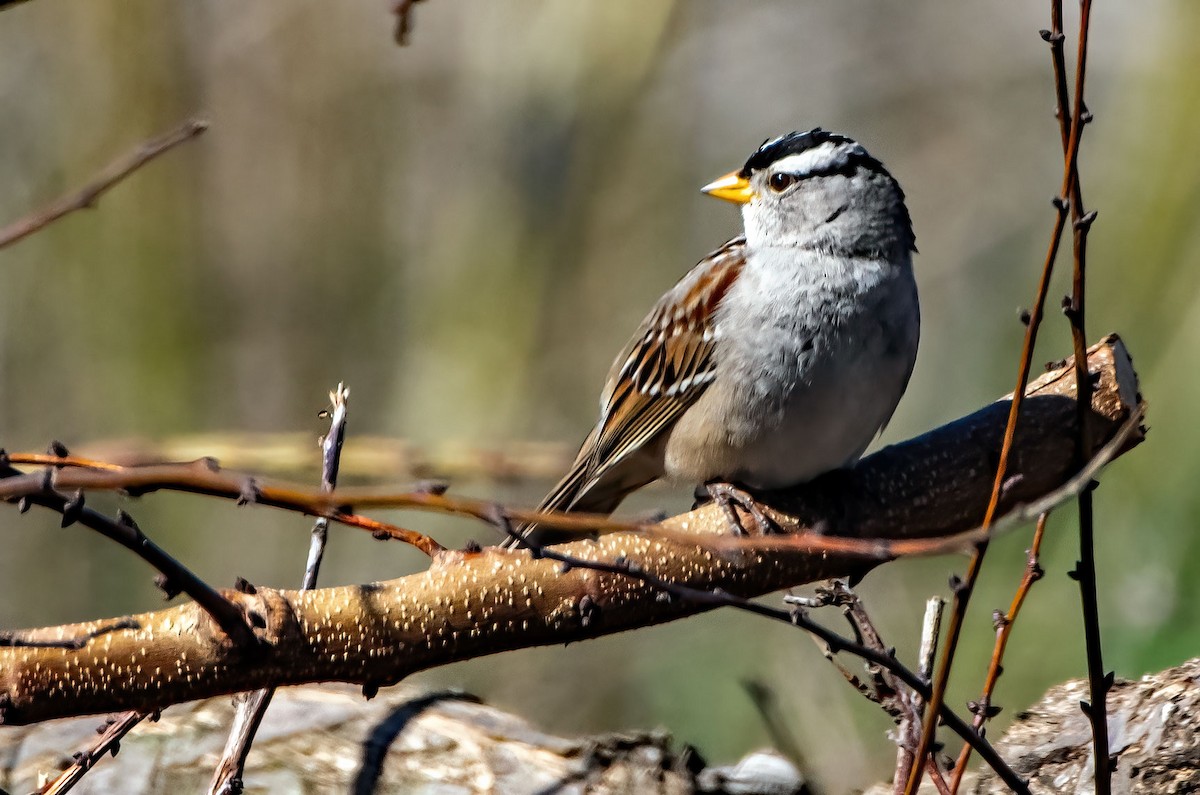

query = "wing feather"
(585, 235), (746, 484)
(505, 236), (747, 547)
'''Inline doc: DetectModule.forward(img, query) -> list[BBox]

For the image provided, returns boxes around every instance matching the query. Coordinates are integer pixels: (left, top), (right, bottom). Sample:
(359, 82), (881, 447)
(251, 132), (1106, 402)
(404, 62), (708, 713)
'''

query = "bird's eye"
(768, 172), (796, 193)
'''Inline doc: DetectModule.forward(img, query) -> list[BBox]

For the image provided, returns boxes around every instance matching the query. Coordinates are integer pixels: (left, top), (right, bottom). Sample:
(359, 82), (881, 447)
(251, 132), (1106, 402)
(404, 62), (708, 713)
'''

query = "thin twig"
(895, 598), (945, 795)
(926, 760), (953, 795)
(37, 711), (152, 795)
(0, 404), (1140, 570)
(655, 411), (1139, 562)
(72, 434), (576, 484)
(904, 8), (1095, 790)
(907, 198), (1071, 792)
(0, 452), (125, 471)
(502, 525), (1030, 794)
(918, 598), (945, 686)
(823, 584), (951, 795)
(1056, 1), (1110, 790)
(0, 459), (257, 649)
(918, 606), (952, 795)
(0, 454), (450, 557)
(838, 586), (952, 795)
(0, 119), (208, 250)
(304, 384), (349, 589)
(786, 585), (896, 715)
(950, 513), (1049, 789)
(907, 545), (985, 795)
(946, 13), (1096, 776)
(209, 385), (351, 795)
(1073, 482), (1110, 792)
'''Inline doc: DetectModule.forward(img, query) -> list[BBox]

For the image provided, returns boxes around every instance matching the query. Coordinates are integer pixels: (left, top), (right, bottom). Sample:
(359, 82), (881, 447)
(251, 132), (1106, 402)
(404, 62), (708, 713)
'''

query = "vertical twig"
(304, 384), (349, 589)
(930, 2), (1100, 791)
(1049, 0), (1109, 788)
(908, 188), (1070, 791)
(917, 598), (945, 686)
(894, 598), (945, 795)
(510, 524), (1029, 794)
(799, 583), (954, 795)
(1056, 2), (1110, 791)
(1073, 486), (1110, 790)
(207, 385), (350, 795)
(905, 0), (1098, 787)
(949, 513), (1049, 789)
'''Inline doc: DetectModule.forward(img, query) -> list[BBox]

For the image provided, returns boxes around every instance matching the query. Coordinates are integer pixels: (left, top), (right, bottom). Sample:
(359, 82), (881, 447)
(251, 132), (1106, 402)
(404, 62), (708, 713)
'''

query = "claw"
(704, 481), (778, 536)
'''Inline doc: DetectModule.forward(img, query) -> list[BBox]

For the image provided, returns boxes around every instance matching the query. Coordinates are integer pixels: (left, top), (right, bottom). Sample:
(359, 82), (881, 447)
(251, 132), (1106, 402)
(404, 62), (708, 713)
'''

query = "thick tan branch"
(0, 335), (1143, 726)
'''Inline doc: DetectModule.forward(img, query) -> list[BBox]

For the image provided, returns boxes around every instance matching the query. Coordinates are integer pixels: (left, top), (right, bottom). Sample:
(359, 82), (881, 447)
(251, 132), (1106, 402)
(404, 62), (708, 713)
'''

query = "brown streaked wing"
(504, 236), (747, 546)
(578, 236), (747, 484)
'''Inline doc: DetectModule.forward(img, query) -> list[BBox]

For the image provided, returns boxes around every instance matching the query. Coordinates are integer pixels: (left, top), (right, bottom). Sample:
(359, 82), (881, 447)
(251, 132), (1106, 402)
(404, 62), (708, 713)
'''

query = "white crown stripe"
(769, 142), (866, 179)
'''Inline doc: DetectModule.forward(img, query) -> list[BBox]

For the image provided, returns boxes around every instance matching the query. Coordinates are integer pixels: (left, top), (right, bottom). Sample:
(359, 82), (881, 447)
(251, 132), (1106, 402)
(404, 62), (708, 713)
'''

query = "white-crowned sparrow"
(508, 129), (919, 546)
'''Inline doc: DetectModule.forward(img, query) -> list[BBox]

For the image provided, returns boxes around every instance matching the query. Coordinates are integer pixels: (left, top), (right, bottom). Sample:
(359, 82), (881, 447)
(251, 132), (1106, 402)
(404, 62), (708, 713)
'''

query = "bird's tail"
(501, 458), (599, 549)
(500, 447), (651, 549)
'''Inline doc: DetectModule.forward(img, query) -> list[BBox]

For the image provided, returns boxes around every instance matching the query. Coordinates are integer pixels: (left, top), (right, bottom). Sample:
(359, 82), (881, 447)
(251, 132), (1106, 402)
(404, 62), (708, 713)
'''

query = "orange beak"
(701, 170), (755, 205)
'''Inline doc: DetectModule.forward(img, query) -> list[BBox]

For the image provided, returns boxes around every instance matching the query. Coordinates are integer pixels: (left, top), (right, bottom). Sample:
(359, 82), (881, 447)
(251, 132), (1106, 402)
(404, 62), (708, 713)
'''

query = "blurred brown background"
(0, 1), (1196, 790)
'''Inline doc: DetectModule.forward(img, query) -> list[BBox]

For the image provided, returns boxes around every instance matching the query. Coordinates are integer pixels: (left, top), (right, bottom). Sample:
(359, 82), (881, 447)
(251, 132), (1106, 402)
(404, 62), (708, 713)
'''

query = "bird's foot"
(703, 481), (779, 536)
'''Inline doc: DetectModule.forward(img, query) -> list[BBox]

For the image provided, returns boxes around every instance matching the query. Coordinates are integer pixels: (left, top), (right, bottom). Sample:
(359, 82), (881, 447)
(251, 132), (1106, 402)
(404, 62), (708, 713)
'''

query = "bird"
(504, 129), (919, 548)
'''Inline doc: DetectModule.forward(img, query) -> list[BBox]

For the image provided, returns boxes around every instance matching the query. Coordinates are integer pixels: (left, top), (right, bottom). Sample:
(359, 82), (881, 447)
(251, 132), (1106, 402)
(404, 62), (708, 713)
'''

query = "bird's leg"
(702, 481), (779, 536)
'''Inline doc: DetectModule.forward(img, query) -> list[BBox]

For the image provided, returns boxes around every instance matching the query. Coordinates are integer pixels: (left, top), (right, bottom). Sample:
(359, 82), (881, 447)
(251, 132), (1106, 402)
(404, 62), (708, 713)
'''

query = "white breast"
(661, 245), (919, 488)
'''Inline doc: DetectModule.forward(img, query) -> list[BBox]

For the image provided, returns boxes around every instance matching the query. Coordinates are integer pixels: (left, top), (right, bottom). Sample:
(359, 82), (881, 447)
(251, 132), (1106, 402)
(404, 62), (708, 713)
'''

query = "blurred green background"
(1, 1), (1197, 790)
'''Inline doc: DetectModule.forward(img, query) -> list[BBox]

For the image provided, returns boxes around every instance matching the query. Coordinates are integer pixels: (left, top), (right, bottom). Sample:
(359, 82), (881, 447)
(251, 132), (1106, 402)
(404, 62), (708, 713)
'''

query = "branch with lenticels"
(0, 335), (1143, 726)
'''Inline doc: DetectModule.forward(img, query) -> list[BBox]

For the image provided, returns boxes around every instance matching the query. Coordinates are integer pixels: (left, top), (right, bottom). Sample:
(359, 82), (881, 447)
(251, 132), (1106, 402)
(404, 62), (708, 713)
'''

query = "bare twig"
(0, 457), (257, 649)
(918, 599), (945, 685)
(0, 454), (450, 557)
(1073, 487), (1111, 793)
(37, 711), (152, 795)
(950, 513), (1049, 789)
(774, 587), (946, 795)
(800, 584), (950, 795)
(905, 5), (1098, 790)
(908, 207), (1070, 791)
(925, 761), (952, 795)
(0, 119), (208, 250)
(786, 585), (895, 714)
(894, 598), (945, 795)
(209, 385), (351, 795)
(504, 529), (1029, 794)
(655, 410), (1139, 562)
(0, 340), (1141, 727)
(0, 390), (1142, 570)
(303, 384), (350, 590)
(1053, 1), (1111, 790)
(921, 603), (949, 795)
(74, 434), (575, 484)
(836, 586), (951, 795)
